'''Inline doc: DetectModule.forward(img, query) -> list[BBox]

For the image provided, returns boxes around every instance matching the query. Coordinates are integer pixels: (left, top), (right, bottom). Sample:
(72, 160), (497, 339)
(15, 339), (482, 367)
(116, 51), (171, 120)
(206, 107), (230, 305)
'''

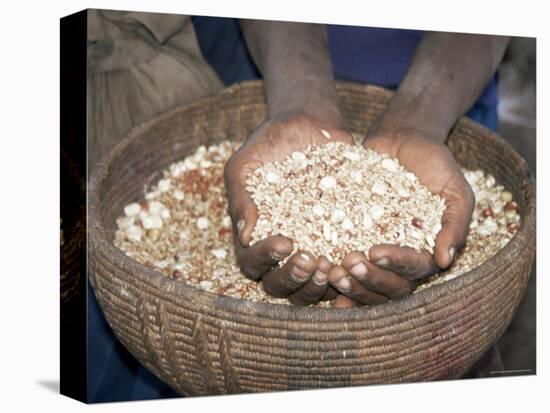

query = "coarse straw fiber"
(88, 80), (536, 395)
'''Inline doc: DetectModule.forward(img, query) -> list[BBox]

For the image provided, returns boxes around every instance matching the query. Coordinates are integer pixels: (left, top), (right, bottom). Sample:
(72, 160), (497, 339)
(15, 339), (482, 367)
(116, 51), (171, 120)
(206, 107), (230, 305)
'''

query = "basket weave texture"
(88, 80), (535, 395)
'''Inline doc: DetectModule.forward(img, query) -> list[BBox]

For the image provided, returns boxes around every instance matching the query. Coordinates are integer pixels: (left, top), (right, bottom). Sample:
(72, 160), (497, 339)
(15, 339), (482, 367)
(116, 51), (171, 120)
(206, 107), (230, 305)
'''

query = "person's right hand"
(224, 111), (352, 305)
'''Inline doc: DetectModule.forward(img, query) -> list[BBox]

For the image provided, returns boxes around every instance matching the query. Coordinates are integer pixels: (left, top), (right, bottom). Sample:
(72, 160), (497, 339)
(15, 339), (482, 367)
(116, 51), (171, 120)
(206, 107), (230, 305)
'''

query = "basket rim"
(88, 79), (536, 322)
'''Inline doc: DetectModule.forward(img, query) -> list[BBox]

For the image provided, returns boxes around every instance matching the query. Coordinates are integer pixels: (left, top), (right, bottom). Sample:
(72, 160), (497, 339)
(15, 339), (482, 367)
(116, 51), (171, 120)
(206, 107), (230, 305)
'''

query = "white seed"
(199, 280), (214, 290)
(331, 209), (346, 223)
(409, 228), (424, 240)
(211, 248), (227, 259)
(319, 176), (337, 190)
(323, 222), (332, 241)
(341, 218), (354, 231)
(265, 171), (282, 184)
(372, 181), (388, 195)
(291, 151), (306, 162)
(476, 190), (487, 202)
(312, 204), (325, 216)
(158, 179), (171, 192)
(362, 213), (373, 229)
(502, 191), (513, 203)
(320, 129), (331, 139)
(160, 209), (171, 220)
(138, 210), (149, 221)
(351, 171), (363, 183)
(125, 225), (143, 242)
(504, 210), (518, 220)
(170, 164), (183, 178)
(116, 216), (135, 230)
(368, 204), (385, 220)
(148, 201), (165, 216)
(492, 202), (504, 214)
(142, 215), (163, 230)
(196, 217), (210, 230)
(486, 174), (496, 188)
(200, 160), (213, 168)
(394, 184), (410, 198)
(431, 222), (442, 237)
(464, 171), (479, 186)
(173, 189), (185, 201)
(145, 190), (160, 200)
(343, 150), (361, 162)
(477, 218), (497, 236)
(405, 172), (416, 182)
(124, 203), (141, 217)
(183, 158), (197, 170)
(381, 158), (398, 172)
(331, 231), (339, 246)
(222, 216), (232, 228)
(425, 233), (435, 248)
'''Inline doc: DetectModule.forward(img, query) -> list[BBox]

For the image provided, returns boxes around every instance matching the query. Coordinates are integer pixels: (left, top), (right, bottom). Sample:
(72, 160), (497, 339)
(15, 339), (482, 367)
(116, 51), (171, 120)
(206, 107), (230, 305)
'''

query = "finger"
(321, 286), (339, 301)
(288, 256), (332, 305)
(328, 266), (389, 305)
(342, 251), (416, 297)
(366, 245), (437, 281)
(262, 251), (317, 298)
(435, 180), (475, 269)
(224, 155), (259, 247)
(288, 270), (329, 306)
(332, 295), (360, 308)
(236, 235), (293, 280)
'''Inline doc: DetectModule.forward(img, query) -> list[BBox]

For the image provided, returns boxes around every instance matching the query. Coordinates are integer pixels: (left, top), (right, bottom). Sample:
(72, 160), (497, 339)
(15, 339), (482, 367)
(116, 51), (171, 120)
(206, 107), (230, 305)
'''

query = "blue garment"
(326, 25), (498, 131)
(87, 17), (500, 403)
(87, 284), (180, 402)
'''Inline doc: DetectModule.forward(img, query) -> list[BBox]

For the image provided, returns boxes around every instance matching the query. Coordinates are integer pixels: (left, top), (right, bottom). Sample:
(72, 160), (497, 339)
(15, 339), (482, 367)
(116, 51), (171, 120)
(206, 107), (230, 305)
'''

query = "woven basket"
(88, 80), (535, 395)
(60, 148), (85, 322)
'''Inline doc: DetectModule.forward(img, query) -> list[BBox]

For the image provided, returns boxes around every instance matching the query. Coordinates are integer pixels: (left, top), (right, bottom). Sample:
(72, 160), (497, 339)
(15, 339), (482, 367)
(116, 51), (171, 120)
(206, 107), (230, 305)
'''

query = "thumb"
(230, 194), (258, 247)
(434, 183), (475, 269)
(224, 155), (259, 248)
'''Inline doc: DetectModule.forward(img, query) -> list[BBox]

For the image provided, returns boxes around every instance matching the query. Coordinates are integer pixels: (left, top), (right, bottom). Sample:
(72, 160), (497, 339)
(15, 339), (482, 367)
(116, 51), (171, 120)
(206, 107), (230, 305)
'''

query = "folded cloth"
(87, 9), (223, 169)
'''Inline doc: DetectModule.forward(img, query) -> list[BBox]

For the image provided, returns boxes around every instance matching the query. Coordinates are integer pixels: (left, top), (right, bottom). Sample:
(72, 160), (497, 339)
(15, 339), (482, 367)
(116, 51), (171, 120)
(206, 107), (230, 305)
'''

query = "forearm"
(375, 32), (510, 141)
(240, 19), (345, 127)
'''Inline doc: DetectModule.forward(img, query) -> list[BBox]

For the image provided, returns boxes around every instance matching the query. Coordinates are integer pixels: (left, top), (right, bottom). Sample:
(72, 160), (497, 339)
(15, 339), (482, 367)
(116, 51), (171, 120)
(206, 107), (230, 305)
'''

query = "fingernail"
(448, 247), (456, 263)
(375, 257), (389, 267)
(313, 270), (327, 285)
(300, 253), (310, 261)
(290, 267), (310, 281)
(271, 250), (287, 261)
(237, 219), (245, 233)
(349, 262), (368, 278)
(335, 276), (351, 292)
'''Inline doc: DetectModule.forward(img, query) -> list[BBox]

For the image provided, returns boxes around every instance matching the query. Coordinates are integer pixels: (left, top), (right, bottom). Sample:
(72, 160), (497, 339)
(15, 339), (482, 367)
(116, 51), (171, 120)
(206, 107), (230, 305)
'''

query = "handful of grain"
(247, 142), (446, 265)
(114, 140), (520, 305)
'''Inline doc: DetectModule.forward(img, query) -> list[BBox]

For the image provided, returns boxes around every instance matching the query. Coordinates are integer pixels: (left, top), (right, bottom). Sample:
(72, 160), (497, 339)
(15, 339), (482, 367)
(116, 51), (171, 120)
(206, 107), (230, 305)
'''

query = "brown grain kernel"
(482, 207), (494, 218)
(504, 201), (519, 212)
(411, 217), (424, 229)
(506, 222), (519, 234)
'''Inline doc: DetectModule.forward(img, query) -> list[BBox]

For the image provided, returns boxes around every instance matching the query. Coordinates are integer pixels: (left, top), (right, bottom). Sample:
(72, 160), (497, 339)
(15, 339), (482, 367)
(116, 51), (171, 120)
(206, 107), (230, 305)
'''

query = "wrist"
(369, 93), (454, 144)
(267, 76), (347, 131)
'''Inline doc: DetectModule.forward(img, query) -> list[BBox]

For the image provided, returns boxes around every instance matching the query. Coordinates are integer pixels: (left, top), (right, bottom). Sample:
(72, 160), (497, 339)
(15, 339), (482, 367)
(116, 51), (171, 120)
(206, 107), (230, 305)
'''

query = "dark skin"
(226, 21), (509, 307)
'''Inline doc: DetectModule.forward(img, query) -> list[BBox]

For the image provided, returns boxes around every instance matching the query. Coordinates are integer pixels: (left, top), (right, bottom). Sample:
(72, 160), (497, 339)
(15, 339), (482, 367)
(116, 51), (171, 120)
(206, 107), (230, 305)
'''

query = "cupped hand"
(329, 129), (474, 307)
(224, 112), (350, 305)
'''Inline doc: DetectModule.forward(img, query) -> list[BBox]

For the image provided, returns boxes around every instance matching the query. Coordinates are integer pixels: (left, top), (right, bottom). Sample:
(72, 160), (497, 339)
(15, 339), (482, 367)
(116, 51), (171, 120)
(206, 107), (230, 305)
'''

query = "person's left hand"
(328, 128), (475, 307)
